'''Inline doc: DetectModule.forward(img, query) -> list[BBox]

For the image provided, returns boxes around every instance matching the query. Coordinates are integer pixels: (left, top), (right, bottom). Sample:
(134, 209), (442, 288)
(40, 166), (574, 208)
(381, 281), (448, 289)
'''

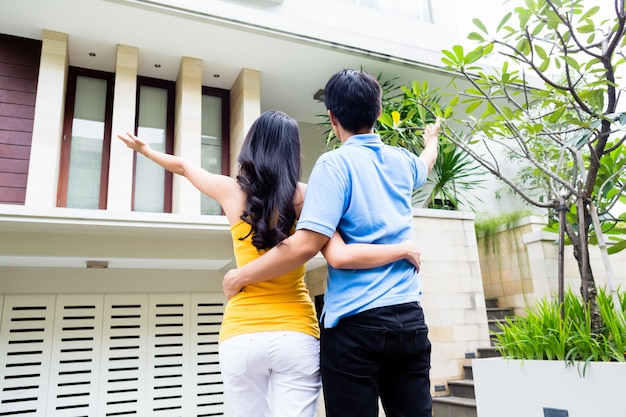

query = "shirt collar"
(343, 133), (381, 146)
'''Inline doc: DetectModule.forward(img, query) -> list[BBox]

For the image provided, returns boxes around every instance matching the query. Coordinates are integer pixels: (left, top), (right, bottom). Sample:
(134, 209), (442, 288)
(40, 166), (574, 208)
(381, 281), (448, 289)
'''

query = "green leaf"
(442, 49), (459, 65)
(535, 44), (547, 60)
(465, 100), (482, 114)
(547, 106), (565, 123)
(453, 45), (465, 61)
(546, 9), (561, 30)
(497, 12), (512, 33)
(538, 58), (550, 72)
(563, 55), (580, 70)
(517, 8), (532, 29)
(608, 239), (626, 255)
(465, 46), (484, 65)
(579, 6), (600, 22)
(577, 24), (595, 34)
(378, 112), (393, 127)
(441, 57), (456, 67)
(468, 32), (485, 42)
(473, 18), (488, 34)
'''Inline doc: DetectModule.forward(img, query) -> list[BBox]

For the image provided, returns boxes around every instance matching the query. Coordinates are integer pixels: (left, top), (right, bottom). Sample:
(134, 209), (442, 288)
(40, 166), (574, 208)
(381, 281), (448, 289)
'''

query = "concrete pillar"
(229, 68), (260, 177)
(25, 30), (68, 207)
(107, 44), (138, 211)
(173, 57), (202, 215)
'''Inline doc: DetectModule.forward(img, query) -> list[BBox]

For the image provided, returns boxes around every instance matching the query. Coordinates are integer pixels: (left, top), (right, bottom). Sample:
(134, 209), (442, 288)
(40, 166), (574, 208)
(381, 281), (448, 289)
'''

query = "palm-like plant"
(320, 76), (487, 210)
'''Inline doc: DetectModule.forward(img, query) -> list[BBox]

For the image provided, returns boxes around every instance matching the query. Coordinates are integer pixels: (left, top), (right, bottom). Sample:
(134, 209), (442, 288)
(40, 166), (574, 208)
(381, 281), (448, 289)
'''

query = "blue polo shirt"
(297, 134), (428, 328)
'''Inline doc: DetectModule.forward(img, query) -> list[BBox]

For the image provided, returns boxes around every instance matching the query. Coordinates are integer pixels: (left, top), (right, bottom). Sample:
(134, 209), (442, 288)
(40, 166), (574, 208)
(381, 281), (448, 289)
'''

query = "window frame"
(202, 86), (231, 179)
(131, 76), (176, 213)
(200, 86), (230, 216)
(57, 67), (115, 209)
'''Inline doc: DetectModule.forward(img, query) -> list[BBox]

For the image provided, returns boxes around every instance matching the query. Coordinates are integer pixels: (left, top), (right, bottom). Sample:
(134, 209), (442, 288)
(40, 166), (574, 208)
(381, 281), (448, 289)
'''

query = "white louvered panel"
(46, 295), (104, 417)
(0, 295), (56, 417)
(98, 294), (149, 417)
(147, 294), (190, 417)
(190, 294), (226, 417)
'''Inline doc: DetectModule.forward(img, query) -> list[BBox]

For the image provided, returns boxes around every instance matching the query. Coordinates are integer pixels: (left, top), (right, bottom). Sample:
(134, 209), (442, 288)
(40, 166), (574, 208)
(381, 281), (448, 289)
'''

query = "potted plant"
(472, 288), (626, 417)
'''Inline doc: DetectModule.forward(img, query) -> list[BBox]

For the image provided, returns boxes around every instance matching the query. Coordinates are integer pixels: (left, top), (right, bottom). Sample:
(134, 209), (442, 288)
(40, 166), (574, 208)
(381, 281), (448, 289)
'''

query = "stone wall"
(477, 215), (626, 316)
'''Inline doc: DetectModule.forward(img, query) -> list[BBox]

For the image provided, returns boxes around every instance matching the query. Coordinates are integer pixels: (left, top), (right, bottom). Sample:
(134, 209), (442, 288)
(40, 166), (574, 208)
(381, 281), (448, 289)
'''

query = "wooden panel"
(0, 158), (29, 174)
(0, 172), (27, 186)
(0, 90), (37, 106)
(0, 35), (38, 205)
(0, 76), (38, 93)
(0, 186), (26, 203)
(0, 130), (33, 146)
(0, 158), (28, 174)
(0, 102), (36, 119)
(0, 116), (35, 133)
(0, 62), (39, 81)
(0, 295), (56, 416)
(0, 143), (31, 159)
(0, 34), (41, 61)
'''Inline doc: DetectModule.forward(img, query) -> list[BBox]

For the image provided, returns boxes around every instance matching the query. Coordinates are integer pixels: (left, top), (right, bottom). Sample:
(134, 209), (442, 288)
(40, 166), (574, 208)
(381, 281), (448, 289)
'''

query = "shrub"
(493, 288), (626, 365)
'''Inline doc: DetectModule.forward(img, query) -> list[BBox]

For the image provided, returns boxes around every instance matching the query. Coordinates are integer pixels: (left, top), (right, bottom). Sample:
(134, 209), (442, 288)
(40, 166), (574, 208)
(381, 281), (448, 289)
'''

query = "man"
(223, 69), (440, 417)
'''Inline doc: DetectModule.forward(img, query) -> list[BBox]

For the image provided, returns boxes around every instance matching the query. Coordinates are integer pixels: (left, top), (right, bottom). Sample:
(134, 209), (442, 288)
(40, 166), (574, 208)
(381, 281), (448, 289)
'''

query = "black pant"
(320, 302), (432, 417)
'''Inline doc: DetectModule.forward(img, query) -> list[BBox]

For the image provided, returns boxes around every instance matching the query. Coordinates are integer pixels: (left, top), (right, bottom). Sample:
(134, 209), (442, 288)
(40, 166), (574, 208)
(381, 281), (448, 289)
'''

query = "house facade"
(0, 1), (495, 416)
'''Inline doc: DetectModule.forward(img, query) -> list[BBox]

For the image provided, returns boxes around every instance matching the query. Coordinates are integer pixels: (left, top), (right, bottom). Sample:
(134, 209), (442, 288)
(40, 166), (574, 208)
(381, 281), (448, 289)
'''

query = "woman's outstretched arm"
(117, 132), (241, 218)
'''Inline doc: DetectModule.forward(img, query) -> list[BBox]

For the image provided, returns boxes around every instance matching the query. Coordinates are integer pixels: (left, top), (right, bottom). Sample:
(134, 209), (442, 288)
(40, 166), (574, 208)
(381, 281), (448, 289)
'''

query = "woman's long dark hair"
(237, 110), (301, 251)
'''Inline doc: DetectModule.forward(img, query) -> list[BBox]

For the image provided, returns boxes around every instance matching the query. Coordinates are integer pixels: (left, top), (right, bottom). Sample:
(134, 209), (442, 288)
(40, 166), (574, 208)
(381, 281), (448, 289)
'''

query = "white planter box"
(472, 357), (626, 417)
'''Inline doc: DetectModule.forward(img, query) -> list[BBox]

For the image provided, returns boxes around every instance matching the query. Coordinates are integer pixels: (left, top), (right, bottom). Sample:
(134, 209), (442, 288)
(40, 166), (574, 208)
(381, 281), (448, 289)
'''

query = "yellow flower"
(392, 111), (401, 128)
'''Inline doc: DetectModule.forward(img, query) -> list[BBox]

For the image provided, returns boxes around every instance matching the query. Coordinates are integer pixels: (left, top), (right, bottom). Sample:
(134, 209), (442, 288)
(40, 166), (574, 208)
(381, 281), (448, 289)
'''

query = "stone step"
(484, 298), (499, 309)
(432, 396), (477, 417)
(448, 379), (475, 399)
(477, 346), (502, 358)
(463, 363), (473, 380)
(488, 318), (504, 333)
(485, 307), (514, 321)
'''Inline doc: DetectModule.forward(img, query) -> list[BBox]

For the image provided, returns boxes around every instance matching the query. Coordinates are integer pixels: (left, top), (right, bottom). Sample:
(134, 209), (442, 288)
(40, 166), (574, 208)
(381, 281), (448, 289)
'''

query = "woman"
(117, 110), (420, 417)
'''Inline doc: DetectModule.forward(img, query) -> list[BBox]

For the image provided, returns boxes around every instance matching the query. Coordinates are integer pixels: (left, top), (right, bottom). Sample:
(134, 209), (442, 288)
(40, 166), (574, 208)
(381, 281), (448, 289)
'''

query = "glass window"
(200, 87), (230, 215)
(58, 68), (113, 209)
(60, 70), (230, 215)
(133, 81), (173, 213)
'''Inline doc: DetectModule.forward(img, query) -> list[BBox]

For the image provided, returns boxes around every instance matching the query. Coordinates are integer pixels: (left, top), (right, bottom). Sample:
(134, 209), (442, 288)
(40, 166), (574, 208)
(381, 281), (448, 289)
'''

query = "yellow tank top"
(218, 219), (320, 342)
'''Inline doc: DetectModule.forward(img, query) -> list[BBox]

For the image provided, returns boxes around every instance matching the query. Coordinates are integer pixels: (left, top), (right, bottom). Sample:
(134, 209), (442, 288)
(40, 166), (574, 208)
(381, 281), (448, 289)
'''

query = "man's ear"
(328, 110), (338, 127)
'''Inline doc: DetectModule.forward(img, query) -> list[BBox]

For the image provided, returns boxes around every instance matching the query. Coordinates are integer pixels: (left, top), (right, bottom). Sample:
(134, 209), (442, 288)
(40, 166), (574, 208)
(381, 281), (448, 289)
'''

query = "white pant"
(219, 331), (321, 417)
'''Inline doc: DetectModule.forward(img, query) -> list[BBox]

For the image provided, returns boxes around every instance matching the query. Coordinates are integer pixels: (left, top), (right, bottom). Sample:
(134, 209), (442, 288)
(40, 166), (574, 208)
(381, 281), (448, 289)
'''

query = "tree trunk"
(568, 219), (602, 333)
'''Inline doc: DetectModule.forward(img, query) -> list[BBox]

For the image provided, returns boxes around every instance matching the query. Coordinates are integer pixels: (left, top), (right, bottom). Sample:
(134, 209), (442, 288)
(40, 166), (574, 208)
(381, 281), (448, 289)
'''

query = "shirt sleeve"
(411, 152), (428, 190)
(296, 156), (347, 238)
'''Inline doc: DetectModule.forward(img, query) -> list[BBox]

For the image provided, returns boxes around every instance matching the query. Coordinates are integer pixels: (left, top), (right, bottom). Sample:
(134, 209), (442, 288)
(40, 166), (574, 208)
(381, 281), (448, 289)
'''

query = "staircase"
(432, 299), (514, 417)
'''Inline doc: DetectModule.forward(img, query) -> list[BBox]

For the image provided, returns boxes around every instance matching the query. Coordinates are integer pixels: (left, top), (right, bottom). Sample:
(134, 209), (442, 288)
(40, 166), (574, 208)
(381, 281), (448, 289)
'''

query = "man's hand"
(423, 116), (441, 147)
(223, 268), (243, 299)
(418, 117), (441, 172)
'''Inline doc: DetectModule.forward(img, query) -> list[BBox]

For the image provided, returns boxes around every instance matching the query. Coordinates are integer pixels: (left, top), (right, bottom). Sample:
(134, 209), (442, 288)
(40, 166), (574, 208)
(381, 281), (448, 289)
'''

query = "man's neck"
(339, 128), (374, 143)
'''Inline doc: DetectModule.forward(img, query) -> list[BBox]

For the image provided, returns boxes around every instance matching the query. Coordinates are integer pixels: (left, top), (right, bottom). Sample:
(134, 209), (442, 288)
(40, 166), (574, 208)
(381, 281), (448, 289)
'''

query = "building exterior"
(0, 1), (495, 416)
